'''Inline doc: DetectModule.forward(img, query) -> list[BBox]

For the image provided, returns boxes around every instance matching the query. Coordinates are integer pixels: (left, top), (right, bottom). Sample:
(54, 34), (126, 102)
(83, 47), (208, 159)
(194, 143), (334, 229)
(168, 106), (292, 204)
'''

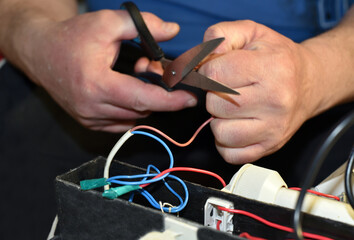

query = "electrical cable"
(288, 187), (340, 201)
(128, 165), (184, 204)
(140, 166), (226, 188)
(104, 130), (174, 188)
(216, 220), (221, 231)
(344, 146), (354, 208)
(293, 110), (354, 240)
(101, 117), (226, 214)
(218, 206), (333, 240)
(136, 173), (189, 213)
(130, 117), (214, 147)
(47, 215), (58, 240)
(239, 232), (266, 240)
(104, 117), (213, 188)
(103, 130), (133, 190)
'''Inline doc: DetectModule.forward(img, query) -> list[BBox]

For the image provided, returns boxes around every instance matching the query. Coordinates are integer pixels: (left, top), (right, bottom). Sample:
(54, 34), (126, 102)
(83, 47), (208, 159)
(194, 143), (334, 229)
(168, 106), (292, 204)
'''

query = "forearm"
(0, 0), (78, 78)
(301, 5), (354, 118)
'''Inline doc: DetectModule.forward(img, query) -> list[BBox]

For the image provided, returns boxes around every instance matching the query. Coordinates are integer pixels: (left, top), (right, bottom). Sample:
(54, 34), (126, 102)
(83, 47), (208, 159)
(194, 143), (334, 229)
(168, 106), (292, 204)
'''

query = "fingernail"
(185, 98), (198, 107)
(163, 22), (179, 34)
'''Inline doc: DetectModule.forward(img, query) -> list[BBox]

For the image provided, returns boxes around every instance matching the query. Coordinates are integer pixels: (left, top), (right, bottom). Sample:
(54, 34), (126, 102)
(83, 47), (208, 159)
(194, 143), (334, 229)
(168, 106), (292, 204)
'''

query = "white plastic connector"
(222, 163), (354, 226)
(222, 163), (287, 204)
(204, 197), (234, 233)
(315, 161), (354, 198)
(140, 216), (199, 240)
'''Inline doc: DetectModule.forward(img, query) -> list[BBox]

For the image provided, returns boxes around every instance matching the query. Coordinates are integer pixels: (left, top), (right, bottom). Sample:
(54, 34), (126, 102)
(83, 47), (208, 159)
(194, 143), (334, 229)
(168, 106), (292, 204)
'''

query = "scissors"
(121, 2), (239, 95)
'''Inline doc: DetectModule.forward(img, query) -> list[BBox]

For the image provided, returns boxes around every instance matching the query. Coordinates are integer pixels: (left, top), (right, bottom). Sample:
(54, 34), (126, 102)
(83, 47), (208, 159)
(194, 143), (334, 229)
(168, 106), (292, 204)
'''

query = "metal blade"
(181, 71), (240, 95)
(162, 38), (224, 88)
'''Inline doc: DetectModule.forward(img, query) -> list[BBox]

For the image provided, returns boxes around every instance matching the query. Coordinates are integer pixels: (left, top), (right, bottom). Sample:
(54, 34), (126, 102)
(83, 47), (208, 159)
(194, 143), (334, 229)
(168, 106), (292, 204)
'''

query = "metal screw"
(171, 70), (176, 76)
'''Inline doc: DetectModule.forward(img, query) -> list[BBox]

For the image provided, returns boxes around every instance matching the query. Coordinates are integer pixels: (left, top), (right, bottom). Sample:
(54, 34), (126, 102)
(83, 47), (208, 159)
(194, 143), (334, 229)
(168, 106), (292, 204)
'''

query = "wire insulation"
(288, 187), (340, 201)
(140, 167), (226, 188)
(293, 110), (354, 240)
(344, 146), (354, 208)
(103, 130), (133, 190)
(130, 117), (214, 147)
(218, 207), (333, 240)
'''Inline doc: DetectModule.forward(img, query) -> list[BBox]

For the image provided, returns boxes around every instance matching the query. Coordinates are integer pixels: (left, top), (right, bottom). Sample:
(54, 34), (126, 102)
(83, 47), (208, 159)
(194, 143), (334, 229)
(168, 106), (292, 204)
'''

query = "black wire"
(293, 110), (354, 240)
(344, 146), (354, 208)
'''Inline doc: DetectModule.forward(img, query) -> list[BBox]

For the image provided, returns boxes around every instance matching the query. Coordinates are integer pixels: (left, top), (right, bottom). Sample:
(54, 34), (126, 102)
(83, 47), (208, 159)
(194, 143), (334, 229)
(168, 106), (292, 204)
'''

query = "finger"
(206, 85), (263, 119)
(134, 57), (163, 75)
(113, 10), (180, 42)
(210, 118), (267, 149)
(203, 20), (259, 53)
(95, 103), (151, 120)
(134, 57), (150, 73)
(216, 144), (266, 164)
(99, 123), (136, 133)
(103, 71), (198, 112)
(91, 121), (136, 133)
(199, 49), (262, 88)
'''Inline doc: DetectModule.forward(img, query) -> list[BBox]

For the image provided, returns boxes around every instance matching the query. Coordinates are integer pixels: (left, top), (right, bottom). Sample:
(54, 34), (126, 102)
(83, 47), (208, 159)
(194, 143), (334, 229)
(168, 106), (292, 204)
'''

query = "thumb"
(203, 20), (258, 53)
(115, 10), (180, 42)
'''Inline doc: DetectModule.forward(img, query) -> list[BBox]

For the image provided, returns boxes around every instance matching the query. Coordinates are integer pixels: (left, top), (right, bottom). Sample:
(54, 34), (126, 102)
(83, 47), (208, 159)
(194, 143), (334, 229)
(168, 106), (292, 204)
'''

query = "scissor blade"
(181, 71), (239, 95)
(162, 38), (224, 88)
(180, 38), (224, 79)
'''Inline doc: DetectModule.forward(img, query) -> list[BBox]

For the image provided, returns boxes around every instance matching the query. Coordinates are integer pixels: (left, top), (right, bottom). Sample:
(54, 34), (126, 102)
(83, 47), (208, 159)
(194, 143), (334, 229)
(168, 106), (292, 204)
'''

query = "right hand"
(22, 10), (197, 132)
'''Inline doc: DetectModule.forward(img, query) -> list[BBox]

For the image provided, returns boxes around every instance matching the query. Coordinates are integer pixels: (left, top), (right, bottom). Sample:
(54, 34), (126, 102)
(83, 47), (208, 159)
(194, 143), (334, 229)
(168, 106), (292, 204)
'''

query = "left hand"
(199, 20), (321, 164)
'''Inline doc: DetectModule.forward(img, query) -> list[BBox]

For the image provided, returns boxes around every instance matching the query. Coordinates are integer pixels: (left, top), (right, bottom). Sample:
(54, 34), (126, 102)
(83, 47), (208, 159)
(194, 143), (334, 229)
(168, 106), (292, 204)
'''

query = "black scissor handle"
(121, 2), (165, 61)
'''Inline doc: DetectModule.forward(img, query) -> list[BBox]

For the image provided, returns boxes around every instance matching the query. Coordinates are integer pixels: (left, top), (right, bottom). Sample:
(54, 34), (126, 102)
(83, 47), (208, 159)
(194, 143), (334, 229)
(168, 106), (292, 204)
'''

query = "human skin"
(199, 6), (354, 164)
(0, 0), (197, 132)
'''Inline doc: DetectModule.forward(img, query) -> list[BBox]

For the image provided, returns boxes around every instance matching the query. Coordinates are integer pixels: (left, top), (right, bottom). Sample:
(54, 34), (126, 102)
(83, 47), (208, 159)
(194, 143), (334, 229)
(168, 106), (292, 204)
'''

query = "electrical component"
(222, 164), (354, 226)
(140, 216), (199, 240)
(204, 197), (234, 234)
(217, 206), (333, 240)
(80, 117), (226, 214)
(315, 161), (354, 201)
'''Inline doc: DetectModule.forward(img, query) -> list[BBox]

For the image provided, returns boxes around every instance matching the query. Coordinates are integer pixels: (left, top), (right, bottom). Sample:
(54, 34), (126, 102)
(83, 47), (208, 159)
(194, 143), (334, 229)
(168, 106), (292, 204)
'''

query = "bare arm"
(301, 6), (354, 118)
(0, 0), (78, 80)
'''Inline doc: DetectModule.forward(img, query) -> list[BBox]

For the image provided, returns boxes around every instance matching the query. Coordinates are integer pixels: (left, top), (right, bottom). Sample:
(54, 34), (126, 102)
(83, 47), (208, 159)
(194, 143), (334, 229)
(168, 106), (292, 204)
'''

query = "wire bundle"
(106, 130), (188, 213)
(84, 117), (226, 213)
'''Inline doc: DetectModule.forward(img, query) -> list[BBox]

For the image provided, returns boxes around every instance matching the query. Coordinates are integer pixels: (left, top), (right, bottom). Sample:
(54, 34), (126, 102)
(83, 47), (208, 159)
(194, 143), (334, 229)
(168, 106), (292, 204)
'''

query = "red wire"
(289, 187), (340, 201)
(131, 117), (214, 147)
(216, 220), (221, 231)
(239, 232), (266, 240)
(217, 206), (333, 240)
(140, 167), (226, 188)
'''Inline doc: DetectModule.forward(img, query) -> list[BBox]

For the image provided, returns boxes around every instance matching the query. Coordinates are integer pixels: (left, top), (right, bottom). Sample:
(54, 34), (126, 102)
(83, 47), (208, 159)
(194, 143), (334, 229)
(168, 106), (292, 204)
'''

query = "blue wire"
(128, 165), (184, 206)
(132, 131), (174, 170)
(138, 174), (189, 213)
(107, 130), (188, 213)
(107, 131), (174, 185)
(129, 164), (159, 202)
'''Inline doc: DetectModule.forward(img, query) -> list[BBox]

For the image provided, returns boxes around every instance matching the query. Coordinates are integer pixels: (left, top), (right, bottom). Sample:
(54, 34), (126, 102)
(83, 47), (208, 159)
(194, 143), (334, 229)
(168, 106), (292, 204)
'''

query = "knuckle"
(132, 95), (149, 112)
(200, 60), (221, 82)
(204, 24), (224, 40)
(210, 120), (225, 143)
(239, 19), (257, 28)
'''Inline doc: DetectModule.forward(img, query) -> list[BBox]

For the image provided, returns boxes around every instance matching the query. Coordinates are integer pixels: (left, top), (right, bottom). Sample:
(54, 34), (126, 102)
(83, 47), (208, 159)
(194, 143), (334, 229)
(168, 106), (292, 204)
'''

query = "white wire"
(0, 59), (6, 69)
(47, 130), (133, 238)
(103, 129), (133, 190)
(47, 214), (58, 240)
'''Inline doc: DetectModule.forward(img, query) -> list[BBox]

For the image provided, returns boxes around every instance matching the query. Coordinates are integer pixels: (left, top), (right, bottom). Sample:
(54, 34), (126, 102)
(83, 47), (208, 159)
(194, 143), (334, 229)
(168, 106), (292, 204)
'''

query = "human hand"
(22, 10), (197, 132)
(199, 20), (322, 164)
